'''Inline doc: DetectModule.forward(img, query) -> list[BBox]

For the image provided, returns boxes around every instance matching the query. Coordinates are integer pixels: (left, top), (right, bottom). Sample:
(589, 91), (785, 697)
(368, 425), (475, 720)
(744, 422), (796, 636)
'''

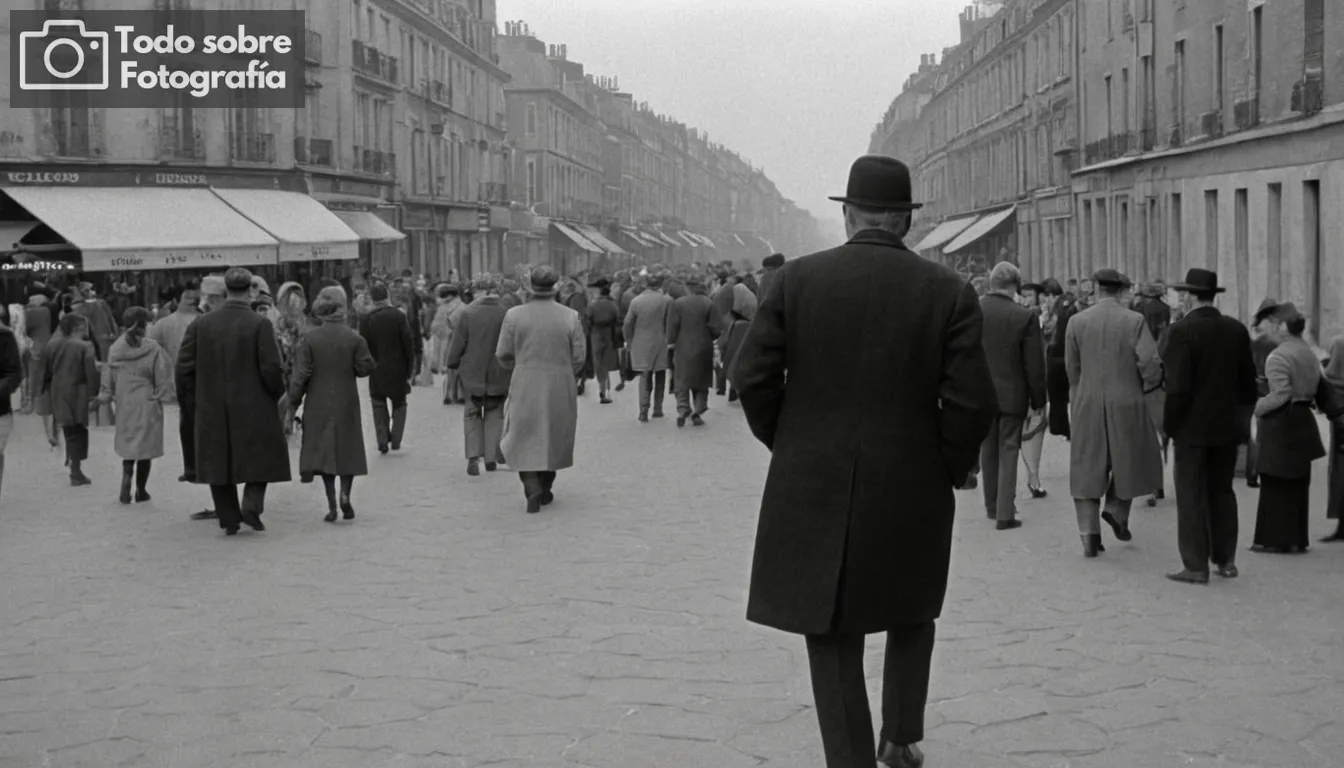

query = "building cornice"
(381, 0), (511, 81)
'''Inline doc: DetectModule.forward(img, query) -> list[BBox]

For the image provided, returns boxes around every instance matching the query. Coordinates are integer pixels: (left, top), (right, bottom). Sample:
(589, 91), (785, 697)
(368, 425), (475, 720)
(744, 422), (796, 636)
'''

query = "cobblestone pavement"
(2, 381), (1342, 768)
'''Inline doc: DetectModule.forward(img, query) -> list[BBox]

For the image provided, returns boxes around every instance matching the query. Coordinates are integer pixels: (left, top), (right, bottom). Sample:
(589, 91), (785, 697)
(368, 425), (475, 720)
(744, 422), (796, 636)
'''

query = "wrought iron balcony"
(232, 131), (275, 163)
(159, 112), (203, 160)
(304, 28), (322, 66)
(352, 40), (399, 84)
(1081, 131), (1139, 166)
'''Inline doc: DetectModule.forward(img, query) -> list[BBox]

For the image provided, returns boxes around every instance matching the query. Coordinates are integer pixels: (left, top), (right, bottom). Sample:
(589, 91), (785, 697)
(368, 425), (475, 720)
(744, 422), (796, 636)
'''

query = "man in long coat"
(732, 156), (997, 768)
(446, 275), (513, 477)
(43, 313), (99, 485)
(623, 274), (674, 422)
(710, 273), (739, 396)
(360, 282), (416, 454)
(1065, 268), (1165, 558)
(495, 265), (587, 514)
(177, 268), (290, 535)
(666, 275), (721, 427)
(178, 275), (225, 521)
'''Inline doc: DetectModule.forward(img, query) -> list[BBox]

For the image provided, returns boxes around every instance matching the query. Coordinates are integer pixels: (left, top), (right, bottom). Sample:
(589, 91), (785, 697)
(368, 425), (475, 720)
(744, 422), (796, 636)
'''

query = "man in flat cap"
(1064, 268), (1164, 558)
(732, 155), (997, 768)
(666, 274), (722, 427)
(445, 274), (511, 476)
(177, 267), (291, 536)
(758, 252), (785, 299)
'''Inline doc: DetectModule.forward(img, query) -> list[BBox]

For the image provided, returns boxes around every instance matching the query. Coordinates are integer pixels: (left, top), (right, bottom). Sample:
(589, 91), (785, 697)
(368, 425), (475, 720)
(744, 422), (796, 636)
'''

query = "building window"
(1304, 179), (1322, 336)
(1304, 0), (1325, 76)
(1170, 192), (1183, 271)
(1204, 189), (1219, 271)
(1174, 40), (1186, 135)
(1251, 6), (1263, 106)
(1213, 24), (1225, 115)
(1235, 188), (1249, 320)
(526, 103), (536, 137)
(1267, 183), (1283, 297)
(1121, 68), (1130, 134)
(1104, 74), (1113, 138)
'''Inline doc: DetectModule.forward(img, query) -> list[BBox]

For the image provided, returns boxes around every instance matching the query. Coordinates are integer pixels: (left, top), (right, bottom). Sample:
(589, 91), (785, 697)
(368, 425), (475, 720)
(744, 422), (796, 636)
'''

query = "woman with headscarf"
(1250, 301), (1343, 553)
(7, 304), (29, 413)
(98, 307), (172, 504)
(287, 286), (377, 522)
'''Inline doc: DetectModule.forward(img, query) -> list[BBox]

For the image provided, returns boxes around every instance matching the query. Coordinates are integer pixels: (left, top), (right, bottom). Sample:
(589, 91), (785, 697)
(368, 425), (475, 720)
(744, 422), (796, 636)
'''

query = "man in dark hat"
(758, 252), (785, 299)
(1064, 268), (1164, 558)
(446, 274), (511, 476)
(361, 281), (416, 453)
(177, 267), (290, 536)
(666, 274), (721, 427)
(1244, 297), (1280, 487)
(1161, 268), (1258, 583)
(732, 154), (997, 768)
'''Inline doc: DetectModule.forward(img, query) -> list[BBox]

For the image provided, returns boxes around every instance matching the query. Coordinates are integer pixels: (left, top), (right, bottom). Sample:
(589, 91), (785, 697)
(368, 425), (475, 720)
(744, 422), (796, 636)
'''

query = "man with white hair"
(977, 260), (1047, 530)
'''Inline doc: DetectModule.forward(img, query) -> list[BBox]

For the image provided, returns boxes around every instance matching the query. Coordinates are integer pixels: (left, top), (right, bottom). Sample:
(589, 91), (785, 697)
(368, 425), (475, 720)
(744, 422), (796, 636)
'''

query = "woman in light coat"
(98, 307), (172, 504)
(496, 265), (587, 514)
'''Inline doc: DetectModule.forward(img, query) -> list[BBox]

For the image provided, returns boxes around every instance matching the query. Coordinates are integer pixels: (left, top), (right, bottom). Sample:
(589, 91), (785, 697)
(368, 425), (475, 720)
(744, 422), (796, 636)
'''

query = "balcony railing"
(353, 145), (396, 177)
(478, 182), (509, 203)
(1081, 131), (1140, 165)
(352, 40), (399, 84)
(159, 112), (204, 160)
(293, 137), (333, 166)
(304, 28), (322, 66)
(232, 131), (275, 163)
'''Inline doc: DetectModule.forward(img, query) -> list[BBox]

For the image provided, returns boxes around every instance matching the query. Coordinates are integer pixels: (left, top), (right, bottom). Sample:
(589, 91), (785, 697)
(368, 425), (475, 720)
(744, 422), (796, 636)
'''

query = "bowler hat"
(1171, 268), (1225, 293)
(762, 253), (785, 268)
(1020, 282), (1044, 294)
(828, 155), (923, 211)
(1092, 268), (1131, 288)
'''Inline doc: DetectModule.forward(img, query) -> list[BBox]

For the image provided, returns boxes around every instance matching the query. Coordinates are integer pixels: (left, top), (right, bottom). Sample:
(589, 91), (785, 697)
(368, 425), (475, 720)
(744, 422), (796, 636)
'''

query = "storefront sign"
(279, 242), (359, 262)
(0, 167), (302, 191)
(83, 245), (275, 272)
(400, 206), (437, 230)
(1038, 194), (1073, 219)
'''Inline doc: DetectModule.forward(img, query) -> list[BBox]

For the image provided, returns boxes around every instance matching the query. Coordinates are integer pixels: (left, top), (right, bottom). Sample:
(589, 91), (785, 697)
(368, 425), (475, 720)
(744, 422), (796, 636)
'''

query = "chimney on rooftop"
(561, 44), (567, 58)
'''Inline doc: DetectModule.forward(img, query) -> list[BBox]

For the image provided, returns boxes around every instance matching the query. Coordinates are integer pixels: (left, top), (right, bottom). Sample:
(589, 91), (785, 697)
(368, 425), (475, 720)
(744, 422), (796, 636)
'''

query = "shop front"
(547, 220), (602, 275)
(569, 223), (631, 275)
(941, 205), (1018, 274)
(307, 173), (402, 278)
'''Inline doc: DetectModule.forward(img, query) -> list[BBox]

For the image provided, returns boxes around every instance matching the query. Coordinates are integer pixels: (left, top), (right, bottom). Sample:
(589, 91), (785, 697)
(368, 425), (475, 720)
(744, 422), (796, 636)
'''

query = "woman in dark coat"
(1043, 277), (1074, 438)
(719, 289), (755, 403)
(1250, 302), (1339, 553)
(585, 278), (621, 404)
(561, 278), (594, 394)
(288, 286), (377, 522)
(360, 282), (416, 453)
(42, 313), (99, 485)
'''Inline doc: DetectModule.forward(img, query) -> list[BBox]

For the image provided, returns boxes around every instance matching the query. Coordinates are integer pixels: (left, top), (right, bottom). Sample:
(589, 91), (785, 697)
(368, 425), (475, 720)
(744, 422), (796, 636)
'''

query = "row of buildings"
(870, 0), (1342, 340)
(0, 0), (823, 294)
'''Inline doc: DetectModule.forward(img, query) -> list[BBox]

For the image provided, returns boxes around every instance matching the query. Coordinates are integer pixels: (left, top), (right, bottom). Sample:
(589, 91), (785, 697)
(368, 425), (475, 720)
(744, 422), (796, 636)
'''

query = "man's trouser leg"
(805, 632), (876, 768)
(1245, 429), (1259, 481)
(1174, 443), (1210, 572)
(692, 388), (709, 416)
(715, 364), (726, 395)
(1102, 476), (1133, 526)
(879, 620), (937, 747)
(390, 397), (408, 448)
(1074, 498), (1101, 535)
(1205, 444), (1241, 567)
(980, 416), (1002, 517)
(653, 370), (666, 413)
(464, 396), (487, 460)
(371, 396), (391, 449)
(675, 385), (692, 417)
(210, 484), (242, 530)
(241, 482), (267, 518)
(983, 414), (1023, 522)
(639, 370), (653, 415)
(179, 399), (196, 480)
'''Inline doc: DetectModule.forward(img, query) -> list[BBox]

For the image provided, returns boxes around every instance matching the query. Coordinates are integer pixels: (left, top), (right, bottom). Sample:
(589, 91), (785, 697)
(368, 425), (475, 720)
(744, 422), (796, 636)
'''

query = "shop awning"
(1, 187), (278, 271)
(678, 230), (709, 248)
(648, 229), (682, 247)
(213, 189), (360, 262)
(331, 210), (406, 242)
(912, 215), (980, 252)
(692, 232), (716, 248)
(550, 222), (602, 253)
(943, 206), (1017, 254)
(0, 222), (35, 251)
(572, 223), (628, 255)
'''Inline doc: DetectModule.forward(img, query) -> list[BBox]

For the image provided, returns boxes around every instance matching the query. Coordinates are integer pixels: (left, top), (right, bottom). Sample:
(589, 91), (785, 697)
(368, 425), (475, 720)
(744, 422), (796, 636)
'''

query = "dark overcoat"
(667, 292), (721, 391)
(42, 332), (99, 427)
(564, 291), (594, 379)
(288, 320), (377, 478)
(361, 304), (415, 400)
(177, 299), (291, 485)
(445, 296), (512, 398)
(586, 297), (621, 372)
(731, 229), (997, 635)
(1161, 306), (1258, 446)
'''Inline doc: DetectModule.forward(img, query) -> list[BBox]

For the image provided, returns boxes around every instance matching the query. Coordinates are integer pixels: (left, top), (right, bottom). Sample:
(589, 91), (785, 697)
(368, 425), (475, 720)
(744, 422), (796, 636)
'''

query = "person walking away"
(1245, 303), (1278, 488)
(667, 274), (722, 428)
(977, 262), (1046, 530)
(1321, 332), (1344, 543)
(1133, 281), (1174, 506)
(72, 283), (119, 363)
(147, 284), (200, 407)
(6, 305), (29, 414)
(287, 286), (376, 522)
(586, 277), (621, 404)
(623, 272), (674, 422)
(562, 278), (594, 396)
(0, 316), (22, 500)
(361, 282), (415, 454)
(1160, 269), (1259, 583)
(1018, 280), (1052, 497)
(42, 313), (99, 486)
(24, 293), (59, 446)
(446, 275), (512, 476)
(177, 267), (290, 536)
(495, 265), (587, 514)
(179, 275), (225, 520)
(98, 307), (172, 505)
(710, 274), (739, 396)
(1065, 269), (1165, 558)
(430, 284), (465, 404)
(1249, 301), (1344, 553)
(732, 156), (997, 768)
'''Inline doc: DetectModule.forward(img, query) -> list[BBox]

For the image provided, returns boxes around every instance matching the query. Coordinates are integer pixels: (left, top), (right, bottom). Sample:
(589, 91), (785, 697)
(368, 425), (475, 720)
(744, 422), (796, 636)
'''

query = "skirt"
(1253, 474), (1311, 550)
(1046, 357), (1070, 437)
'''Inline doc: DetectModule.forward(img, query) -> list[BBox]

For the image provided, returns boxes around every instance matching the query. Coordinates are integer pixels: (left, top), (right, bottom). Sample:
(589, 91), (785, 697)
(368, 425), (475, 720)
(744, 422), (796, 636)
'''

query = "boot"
(1081, 533), (1106, 558)
(467, 457), (480, 476)
(540, 472), (555, 506)
(119, 461), (133, 505)
(134, 460), (151, 502)
(390, 404), (408, 450)
(372, 402), (391, 453)
(521, 472), (543, 514)
(70, 461), (91, 486)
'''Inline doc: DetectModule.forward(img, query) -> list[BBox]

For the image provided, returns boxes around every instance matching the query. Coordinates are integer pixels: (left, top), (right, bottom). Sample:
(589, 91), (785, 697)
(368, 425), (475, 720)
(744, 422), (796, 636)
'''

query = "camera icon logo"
(18, 19), (110, 91)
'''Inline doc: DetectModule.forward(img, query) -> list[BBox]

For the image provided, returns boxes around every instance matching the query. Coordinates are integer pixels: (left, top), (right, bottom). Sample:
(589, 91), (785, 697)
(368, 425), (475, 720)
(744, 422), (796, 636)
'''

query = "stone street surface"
(2, 381), (1342, 768)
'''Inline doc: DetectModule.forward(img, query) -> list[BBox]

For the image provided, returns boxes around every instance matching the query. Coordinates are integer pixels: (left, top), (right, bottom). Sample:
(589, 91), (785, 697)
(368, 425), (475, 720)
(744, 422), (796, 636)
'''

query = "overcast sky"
(499, 0), (970, 240)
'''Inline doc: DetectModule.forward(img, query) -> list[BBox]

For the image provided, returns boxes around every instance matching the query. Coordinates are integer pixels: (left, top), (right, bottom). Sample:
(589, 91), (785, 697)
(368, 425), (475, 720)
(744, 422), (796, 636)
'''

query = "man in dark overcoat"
(978, 260), (1046, 529)
(666, 275), (721, 427)
(446, 275), (512, 476)
(1161, 269), (1258, 583)
(176, 268), (290, 535)
(710, 273), (739, 396)
(360, 282), (415, 453)
(178, 274), (225, 521)
(43, 313), (99, 485)
(732, 155), (997, 768)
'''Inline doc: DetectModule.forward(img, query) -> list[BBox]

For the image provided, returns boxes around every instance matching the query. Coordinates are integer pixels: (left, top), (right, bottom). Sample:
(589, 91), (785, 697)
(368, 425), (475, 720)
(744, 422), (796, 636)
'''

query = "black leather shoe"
(224, 526), (239, 536)
(996, 519), (1022, 530)
(1166, 569), (1209, 584)
(877, 740), (924, 768)
(190, 510), (218, 520)
(1216, 563), (1239, 578)
(484, 462), (498, 472)
(1101, 511), (1132, 541)
(676, 415), (686, 427)
(691, 414), (705, 426)
(239, 510), (265, 532)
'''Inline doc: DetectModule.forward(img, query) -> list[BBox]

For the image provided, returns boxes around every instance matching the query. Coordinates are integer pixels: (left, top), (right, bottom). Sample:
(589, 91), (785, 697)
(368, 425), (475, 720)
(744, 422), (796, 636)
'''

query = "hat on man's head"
(1253, 298), (1285, 326)
(828, 155), (923, 210)
(1020, 282), (1044, 294)
(471, 274), (497, 294)
(200, 275), (227, 296)
(251, 275), (271, 296)
(528, 265), (560, 296)
(1092, 268), (1131, 288)
(1171, 268), (1225, 294)
(223, 267), (253, 292)
(762, 253), (785, 268)
(369, 282), (389, 302)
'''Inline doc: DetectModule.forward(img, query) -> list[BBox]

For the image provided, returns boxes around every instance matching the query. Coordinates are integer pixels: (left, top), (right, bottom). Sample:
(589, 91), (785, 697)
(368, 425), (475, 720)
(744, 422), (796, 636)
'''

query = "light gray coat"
(1065, 297), (1165, 499)
(496, 298), (587, 471)
(623, 290), (674, 371)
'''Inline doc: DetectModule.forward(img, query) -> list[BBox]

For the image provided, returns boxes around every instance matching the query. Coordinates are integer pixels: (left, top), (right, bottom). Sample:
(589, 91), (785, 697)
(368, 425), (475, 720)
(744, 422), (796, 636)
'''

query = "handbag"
(619, 348), (636, 382)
